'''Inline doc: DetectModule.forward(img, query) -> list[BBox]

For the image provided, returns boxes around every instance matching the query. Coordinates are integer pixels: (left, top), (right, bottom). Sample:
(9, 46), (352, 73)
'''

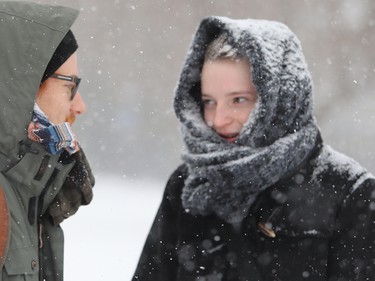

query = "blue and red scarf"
(27, 104), (79, 155)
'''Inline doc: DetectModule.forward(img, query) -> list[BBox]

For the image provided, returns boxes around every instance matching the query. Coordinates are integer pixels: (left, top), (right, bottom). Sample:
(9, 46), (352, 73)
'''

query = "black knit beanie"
(41, 30), (78, 83)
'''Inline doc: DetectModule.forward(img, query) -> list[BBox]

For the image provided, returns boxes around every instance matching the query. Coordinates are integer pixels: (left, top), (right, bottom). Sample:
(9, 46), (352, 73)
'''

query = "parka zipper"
(37, 167), (59, 281)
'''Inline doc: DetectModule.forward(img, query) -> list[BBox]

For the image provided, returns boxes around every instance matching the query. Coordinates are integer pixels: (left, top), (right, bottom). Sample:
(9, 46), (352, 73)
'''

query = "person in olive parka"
(132, 16), (375, 281)
(0, 2), (94, 281)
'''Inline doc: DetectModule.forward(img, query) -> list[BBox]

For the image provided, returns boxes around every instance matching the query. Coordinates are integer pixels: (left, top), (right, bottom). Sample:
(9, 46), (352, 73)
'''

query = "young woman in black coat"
(132, 16), (375, 281)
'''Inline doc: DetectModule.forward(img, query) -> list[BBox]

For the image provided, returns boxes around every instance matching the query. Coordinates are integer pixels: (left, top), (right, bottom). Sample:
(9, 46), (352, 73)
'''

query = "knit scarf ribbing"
(181, 122), (319, 224)
(27, 104), (79, 155)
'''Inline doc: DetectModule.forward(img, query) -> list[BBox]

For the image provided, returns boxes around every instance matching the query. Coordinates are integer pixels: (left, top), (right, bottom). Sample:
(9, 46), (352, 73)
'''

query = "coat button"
(31, 260), (38, 270)
(258, 222), (276, 238)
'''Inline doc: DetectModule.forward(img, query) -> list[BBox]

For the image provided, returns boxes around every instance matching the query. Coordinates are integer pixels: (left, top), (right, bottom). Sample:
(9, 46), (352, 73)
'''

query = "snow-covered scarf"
(27, 103), (79, 155)
(181, 124), (319, 224)
(174, 16), (320, 224)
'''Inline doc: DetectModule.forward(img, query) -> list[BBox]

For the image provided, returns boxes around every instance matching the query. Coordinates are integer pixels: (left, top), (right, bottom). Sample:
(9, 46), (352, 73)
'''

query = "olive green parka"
(0, 2), (87, 280)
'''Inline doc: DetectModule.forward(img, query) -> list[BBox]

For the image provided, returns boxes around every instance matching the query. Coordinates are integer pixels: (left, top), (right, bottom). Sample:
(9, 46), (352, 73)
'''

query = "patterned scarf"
(27, 104), (79, 155)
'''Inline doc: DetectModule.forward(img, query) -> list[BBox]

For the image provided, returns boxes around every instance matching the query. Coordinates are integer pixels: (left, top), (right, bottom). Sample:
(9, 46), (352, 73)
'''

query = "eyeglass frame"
(50, 73), (82, 101)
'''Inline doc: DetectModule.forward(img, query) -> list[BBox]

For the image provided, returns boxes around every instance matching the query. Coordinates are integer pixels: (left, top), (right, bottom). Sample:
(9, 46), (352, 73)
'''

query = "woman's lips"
(219, 133), (239, 143)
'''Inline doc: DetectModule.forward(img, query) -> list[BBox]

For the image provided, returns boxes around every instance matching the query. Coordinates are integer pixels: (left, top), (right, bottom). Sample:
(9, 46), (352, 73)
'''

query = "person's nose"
(212, 103), (233, 130)
(70, 91), (86, 115)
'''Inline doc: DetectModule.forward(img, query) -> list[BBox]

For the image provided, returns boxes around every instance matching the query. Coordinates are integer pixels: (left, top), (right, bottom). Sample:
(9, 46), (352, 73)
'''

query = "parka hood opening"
(0, 1), (79, 162)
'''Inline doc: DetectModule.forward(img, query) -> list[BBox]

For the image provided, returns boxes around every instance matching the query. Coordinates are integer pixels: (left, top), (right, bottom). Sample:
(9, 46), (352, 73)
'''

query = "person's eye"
(65, 84), (75, 94)
(202, 99), (215, 107)
(233, 97), (248, 104)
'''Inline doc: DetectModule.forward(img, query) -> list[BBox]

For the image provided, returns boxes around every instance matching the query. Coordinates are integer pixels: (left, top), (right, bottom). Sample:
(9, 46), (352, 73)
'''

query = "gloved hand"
(47, 146), (94, 225)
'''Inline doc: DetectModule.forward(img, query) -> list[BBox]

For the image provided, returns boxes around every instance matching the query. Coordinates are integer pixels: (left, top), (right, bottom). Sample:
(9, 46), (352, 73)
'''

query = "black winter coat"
(132, 143), (375, 281)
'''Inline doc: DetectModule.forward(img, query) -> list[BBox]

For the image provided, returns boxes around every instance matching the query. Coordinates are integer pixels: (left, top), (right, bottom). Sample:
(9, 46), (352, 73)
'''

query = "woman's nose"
(213, 103), (232, 129)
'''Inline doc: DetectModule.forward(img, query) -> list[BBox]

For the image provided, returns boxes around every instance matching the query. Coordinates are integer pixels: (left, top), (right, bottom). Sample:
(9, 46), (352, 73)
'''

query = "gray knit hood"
(174, 16), (315, 148)
(174, 16), (321, 223)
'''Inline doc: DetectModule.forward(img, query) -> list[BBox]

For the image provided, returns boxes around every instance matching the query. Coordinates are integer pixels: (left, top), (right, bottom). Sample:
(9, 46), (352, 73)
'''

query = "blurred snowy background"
(27, 0), (375, 279)
(63, 175), (164, 280)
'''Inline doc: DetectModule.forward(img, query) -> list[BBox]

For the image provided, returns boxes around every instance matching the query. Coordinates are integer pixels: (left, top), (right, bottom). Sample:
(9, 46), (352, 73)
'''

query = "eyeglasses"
(50, 73), (82, 101)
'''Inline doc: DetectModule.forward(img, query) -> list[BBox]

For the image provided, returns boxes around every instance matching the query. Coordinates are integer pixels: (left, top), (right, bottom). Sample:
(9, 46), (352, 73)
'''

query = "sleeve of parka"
(132, 165), (187, 281)
(327, 178), (375, 281)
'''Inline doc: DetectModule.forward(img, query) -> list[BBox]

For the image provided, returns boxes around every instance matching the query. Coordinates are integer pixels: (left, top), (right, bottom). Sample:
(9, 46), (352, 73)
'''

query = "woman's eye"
(233, 97), (247, 104)
(203, 99), (215, 106)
